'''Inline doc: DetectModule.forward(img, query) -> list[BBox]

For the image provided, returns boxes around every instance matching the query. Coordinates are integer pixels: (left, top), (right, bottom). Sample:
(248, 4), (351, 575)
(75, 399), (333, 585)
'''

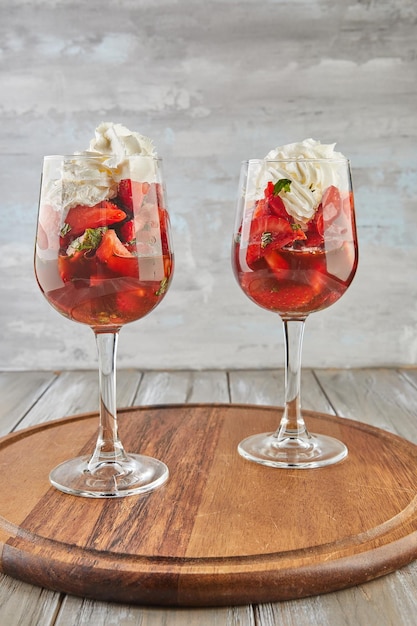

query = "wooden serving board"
(0, 403), (416, 607)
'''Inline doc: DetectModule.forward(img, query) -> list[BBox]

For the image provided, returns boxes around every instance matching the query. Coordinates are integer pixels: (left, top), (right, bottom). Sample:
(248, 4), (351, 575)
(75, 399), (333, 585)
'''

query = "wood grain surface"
(0, 403), (416, 607)
(0, 368), (417, 626)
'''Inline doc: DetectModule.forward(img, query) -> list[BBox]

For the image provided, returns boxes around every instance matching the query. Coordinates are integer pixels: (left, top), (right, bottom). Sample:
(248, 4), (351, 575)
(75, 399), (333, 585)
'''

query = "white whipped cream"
(256, 138), (346, 223)
(43, 123), (157, 213)
(89, 122), (156, 165)
(61, 156), (118, 210)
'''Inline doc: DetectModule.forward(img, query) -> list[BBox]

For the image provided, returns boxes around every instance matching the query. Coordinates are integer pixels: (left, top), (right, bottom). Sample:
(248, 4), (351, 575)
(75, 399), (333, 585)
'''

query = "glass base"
(49, 453), (169, 498)
(238, 432), (348, 469)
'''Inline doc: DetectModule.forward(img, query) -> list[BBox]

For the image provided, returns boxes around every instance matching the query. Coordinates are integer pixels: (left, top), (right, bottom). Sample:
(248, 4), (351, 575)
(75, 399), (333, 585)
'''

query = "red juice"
(234, 243), (356, 316)
(36, 255), (173, 329)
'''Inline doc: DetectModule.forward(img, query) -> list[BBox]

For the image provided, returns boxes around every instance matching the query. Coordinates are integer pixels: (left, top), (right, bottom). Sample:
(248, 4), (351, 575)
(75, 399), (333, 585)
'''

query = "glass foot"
(49, 453), (169, 498)
(238, 432), (348, 469)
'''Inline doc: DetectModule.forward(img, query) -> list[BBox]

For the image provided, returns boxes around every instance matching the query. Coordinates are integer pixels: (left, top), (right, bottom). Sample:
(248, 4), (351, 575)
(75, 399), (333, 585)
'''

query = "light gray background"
(1, 0), (416, 370)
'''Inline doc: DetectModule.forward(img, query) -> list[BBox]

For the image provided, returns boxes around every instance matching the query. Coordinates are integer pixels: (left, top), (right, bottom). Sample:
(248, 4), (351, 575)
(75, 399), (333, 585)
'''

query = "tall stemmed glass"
(35, 155), (174, 496)
(232, 158), (358, 468)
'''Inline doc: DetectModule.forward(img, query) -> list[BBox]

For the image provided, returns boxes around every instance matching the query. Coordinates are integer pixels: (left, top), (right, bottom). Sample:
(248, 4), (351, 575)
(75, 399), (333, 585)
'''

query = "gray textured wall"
(1, 0), (416, 370)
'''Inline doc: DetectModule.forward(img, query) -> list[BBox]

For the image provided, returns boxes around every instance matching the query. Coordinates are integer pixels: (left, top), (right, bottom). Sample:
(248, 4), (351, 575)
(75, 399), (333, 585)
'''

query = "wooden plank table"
(0, 368), (416, 625)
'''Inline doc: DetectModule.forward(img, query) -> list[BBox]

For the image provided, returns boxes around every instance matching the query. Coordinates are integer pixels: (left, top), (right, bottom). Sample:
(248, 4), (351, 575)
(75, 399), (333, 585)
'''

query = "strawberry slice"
(265, 181), (290, 219)
(62, 201), (126, 246)
(268, 193), (288, 219)
(253, 198), (268, 219)
(118, 219), (135, 244)
(58, 250), (97, 283)
(264, 250), (291, 279)
(304, 204), (324, 247)
(158, 207), (171, 255)
(322, 185), (342, 224)
(118, 179), (133, 210)
(96, 229), (139, 278)
(246, 216), (296, 269)
(254, 183), (288, 220)
(321, 186), (355, 245)
(118, 179), (150, 213)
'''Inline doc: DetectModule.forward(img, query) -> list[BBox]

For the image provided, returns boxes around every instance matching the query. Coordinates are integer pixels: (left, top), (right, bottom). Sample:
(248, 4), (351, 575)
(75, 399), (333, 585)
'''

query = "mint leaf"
(261, 232), (273, 248)
(60, 223), (71, 237)
(77, 227), (107, 251)
(273, 179), (292, 194)
(67, 227), (107, 256)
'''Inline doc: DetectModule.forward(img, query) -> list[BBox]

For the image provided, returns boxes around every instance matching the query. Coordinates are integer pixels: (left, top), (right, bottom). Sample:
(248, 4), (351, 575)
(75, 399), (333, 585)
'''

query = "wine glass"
(232, 157), (358, 468)
(35, 154), (174, 497)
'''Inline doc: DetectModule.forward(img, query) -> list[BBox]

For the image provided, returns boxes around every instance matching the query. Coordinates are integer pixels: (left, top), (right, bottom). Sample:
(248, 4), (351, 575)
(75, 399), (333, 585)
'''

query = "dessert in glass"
(35, 123), (174, 497)
(232, 139), (358, 468)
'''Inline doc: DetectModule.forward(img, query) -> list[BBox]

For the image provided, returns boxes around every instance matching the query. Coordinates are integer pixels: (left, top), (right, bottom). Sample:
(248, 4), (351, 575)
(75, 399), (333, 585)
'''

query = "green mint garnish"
(155, 277), (169, 296)
(76, 227), (107, 251)
(291, 223), (302, 231)
(261, 232), (273, 248)
(60, 223), (71, 237)
(273, 179), (292, 194)
(67, 227), (107, 256)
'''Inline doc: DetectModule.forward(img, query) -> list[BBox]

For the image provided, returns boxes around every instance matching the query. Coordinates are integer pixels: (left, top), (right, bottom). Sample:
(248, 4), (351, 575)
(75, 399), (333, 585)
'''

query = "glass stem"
(275, 318), (310, 441)
(88, 331), (129, 471)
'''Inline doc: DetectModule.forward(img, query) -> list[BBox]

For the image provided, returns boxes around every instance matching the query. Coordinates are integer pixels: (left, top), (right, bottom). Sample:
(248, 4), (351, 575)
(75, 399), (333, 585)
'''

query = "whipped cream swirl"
(256, 138), (346, 223)
(88, 122), (156, 167)
(44, 123), (157, 212)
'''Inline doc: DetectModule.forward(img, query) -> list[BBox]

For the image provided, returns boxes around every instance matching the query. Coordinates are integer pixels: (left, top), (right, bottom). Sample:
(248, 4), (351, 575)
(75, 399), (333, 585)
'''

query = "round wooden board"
(0, 404), (417, 607)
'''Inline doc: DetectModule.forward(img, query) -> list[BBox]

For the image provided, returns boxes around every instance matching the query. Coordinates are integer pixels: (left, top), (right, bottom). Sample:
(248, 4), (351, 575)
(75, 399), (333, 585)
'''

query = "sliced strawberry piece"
(118, 219), (135, 244)
(246, 216), (295, 268)
(118, 179), (133, 210)
(254, 184), (289, 220)
(292, 224), (307, 242)
(96, 228), (134, 259)
(321, 186), (355, 245)
(322, 185), (342, 224)
(304, 204), (324, 247)
(315, 211), (324, 237)
(58, 250), (97, 283)
(61, 201), (126, 248)
(96, 229), (139, 278)
(117, 179), (150, 213)
(264, 250), (291, 279)
(158, 207), (171, 255)
(253, 198), (268, 219)
(268, 194), (288, 219)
